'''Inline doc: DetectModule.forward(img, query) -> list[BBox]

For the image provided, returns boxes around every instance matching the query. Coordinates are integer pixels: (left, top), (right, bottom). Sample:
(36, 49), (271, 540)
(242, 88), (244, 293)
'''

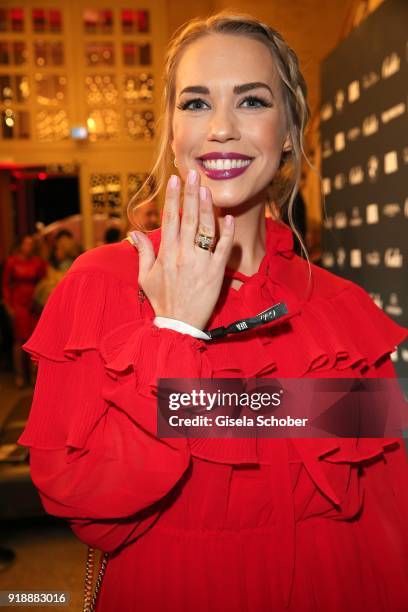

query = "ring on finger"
(194, 231), (216, 252)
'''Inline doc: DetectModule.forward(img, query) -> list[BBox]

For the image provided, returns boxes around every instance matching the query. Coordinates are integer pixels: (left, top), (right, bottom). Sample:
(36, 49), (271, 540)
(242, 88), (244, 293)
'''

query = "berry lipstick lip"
(196, 152), (255, 181)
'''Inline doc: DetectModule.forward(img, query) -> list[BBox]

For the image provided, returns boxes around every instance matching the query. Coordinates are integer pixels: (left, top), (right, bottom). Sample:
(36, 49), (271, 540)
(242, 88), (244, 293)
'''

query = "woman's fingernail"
(199, 186), (207, 199)
(188, 169), (198, 184)
(224, 215), (233, 227)
(169, 174), (179, 188)
(130, 231), (139, 246)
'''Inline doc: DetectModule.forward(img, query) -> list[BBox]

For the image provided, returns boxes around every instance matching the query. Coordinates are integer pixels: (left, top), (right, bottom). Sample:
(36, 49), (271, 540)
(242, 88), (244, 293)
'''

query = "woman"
(2, 234), (47, 388)
(18, 12), (408, 612)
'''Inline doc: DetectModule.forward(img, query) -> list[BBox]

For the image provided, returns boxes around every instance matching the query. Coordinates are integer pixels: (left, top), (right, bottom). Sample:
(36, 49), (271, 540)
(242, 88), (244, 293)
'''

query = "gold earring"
(173, 158), (178, 168)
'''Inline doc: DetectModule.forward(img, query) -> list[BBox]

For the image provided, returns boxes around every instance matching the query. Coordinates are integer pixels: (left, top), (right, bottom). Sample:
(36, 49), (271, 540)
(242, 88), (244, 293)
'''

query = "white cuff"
(153, 317), (211, 340)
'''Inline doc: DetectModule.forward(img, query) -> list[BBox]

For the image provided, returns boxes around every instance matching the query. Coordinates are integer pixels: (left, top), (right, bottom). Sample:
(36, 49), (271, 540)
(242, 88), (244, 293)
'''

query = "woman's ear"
(278, 134), (293, 168)
(282, 133), (293, 154)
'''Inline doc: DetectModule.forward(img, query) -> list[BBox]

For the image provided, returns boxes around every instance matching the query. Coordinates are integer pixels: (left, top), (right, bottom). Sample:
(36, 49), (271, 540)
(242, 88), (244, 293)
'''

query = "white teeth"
(202, 158), (252, 170)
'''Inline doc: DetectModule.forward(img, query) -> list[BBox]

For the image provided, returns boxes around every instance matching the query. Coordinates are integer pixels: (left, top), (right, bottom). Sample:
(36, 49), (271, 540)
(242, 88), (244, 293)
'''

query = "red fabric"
(18, 218), (408, 611)
(2, 254), (47, 341)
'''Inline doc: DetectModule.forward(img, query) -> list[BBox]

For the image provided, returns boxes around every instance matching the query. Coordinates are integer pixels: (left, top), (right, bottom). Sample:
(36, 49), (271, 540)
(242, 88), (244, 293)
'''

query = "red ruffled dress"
(18, 218), (408, 612)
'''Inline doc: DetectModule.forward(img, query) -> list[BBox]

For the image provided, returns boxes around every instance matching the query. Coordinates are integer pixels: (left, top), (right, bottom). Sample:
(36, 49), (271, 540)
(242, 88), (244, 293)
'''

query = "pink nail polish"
(169, 174), (179, 188)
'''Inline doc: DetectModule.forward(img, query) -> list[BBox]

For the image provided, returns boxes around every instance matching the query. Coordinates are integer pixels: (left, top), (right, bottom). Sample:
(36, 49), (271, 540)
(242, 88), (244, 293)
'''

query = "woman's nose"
(207, 107), (240, 142)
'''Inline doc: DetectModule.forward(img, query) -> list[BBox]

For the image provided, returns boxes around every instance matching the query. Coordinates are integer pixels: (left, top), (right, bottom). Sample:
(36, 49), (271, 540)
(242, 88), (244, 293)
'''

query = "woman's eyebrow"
(178, 82), (274, 98)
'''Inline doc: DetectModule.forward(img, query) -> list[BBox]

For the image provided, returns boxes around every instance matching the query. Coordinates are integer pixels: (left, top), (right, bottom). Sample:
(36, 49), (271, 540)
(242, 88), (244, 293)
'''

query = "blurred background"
(0, 0), (407, 609)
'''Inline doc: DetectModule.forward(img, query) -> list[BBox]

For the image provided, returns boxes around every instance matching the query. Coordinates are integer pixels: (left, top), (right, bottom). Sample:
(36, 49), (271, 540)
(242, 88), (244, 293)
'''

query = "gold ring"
(194, 232), (216, 251)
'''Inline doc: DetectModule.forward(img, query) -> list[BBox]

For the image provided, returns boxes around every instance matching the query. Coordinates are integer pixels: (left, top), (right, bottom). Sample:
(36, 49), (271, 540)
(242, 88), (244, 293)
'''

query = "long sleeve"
(23, 349), (193, 551)
(25, 350), (193, 519)
(17, 263), (212, 552)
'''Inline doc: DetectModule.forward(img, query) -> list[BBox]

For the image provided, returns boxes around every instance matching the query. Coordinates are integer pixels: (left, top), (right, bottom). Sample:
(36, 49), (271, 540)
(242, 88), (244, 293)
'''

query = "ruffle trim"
(290, 436), (403, 506)
(260, 435), (406, 608)
(99, 319), (213, 451)
(22, 269), (139, 363)
(205, 279), (408, 379)
(293, 282), (408, 375)
(315, 437), (401, 464)
(100, 318), (212, 386)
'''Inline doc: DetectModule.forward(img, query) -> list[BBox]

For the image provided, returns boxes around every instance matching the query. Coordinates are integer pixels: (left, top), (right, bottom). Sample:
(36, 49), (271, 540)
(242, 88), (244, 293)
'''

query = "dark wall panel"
(320, 0), (408, 376)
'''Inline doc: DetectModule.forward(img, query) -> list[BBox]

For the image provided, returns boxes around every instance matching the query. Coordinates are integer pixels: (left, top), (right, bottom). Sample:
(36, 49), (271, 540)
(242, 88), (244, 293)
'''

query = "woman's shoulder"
(281, 252), (407, 337)
(277, 252), (355, 303)
(68, 239), (138, 288)
(309, 258), (355, 299)
(68, 229), (161, 289)
(271, 253), (407, 376)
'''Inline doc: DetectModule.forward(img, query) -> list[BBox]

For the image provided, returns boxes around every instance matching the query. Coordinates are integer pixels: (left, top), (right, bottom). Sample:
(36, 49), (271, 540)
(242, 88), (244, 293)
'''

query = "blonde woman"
(19, 12), (408, 611)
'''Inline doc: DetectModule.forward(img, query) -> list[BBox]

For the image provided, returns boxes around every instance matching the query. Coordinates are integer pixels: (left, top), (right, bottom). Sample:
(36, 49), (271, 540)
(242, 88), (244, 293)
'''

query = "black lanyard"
(204, 302), (288, 340)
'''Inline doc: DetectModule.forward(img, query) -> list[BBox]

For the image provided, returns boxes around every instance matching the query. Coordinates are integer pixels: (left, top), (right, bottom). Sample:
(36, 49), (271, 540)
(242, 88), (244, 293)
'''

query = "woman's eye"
(177, 98), (207, 111)
(241, 95), (272, 108)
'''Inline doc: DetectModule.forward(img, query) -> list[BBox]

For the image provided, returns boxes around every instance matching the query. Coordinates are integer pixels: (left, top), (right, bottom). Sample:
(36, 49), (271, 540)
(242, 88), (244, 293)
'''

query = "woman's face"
(20, 236), (34, 256)
(171, 33), (291, 209)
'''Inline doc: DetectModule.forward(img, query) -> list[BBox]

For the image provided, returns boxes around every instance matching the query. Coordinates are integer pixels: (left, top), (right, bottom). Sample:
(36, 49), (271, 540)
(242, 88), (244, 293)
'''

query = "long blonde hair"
(128, 10), (311, 266)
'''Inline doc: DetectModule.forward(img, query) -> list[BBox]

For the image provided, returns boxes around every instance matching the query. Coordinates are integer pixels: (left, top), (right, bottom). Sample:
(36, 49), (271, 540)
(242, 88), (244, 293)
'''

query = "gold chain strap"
(83, 547), (109, 612)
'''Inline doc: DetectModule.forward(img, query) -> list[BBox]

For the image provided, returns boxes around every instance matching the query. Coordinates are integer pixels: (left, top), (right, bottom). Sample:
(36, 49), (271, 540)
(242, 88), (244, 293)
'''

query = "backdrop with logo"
(320, 0), (408, 377)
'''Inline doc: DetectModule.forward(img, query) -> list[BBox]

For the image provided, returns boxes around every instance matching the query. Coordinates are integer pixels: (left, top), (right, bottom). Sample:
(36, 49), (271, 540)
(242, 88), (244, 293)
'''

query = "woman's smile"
(198, 153), (253, 181)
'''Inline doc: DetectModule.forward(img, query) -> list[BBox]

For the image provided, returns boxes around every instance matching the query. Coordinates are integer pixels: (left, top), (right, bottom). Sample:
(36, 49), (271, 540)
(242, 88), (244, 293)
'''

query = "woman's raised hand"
(130, 169), (235, 330)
